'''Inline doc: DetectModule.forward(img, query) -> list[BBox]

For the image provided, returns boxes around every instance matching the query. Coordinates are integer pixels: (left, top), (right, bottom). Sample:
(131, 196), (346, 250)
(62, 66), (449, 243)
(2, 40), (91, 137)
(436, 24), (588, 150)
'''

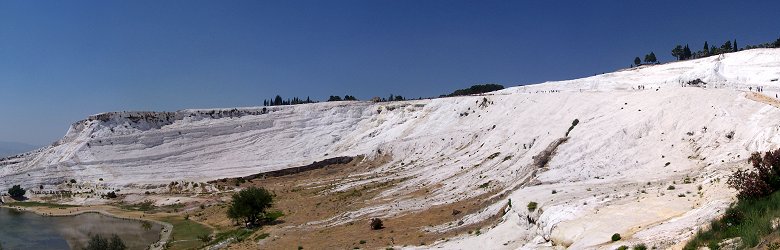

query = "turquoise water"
(0, 207), (163, 250)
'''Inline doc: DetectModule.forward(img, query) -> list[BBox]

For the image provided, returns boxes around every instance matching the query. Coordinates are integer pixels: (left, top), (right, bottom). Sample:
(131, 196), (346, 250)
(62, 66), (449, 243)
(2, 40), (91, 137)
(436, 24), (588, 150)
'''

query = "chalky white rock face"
(3, 49), (780, 249)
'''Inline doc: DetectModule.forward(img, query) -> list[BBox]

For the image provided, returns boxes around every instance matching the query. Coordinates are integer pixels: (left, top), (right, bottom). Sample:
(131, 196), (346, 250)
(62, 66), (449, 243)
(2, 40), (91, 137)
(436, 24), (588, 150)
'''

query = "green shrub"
(667, 185), (675, 190)
(8, 185), (25, 198)
(527, 202), (538, 212)
(611, 233), (621, 241)
(617, 246), (628, 250)
(370, 218), (384, 230)
(633, 243), (647, 250)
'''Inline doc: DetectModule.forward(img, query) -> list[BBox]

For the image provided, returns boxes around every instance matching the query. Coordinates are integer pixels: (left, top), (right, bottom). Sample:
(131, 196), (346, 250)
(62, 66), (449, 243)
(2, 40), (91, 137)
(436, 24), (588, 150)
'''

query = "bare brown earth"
(201, 155), (505, 250)
(7, 154), (505, 250)
(746, 92), (780, 108)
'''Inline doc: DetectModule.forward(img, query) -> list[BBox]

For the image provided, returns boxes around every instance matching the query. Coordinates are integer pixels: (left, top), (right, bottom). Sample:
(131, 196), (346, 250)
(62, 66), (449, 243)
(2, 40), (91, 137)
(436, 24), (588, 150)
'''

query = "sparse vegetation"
(83, 234), (126, 250)
(683, 190), (780, 249)
(685, 149), (780, 249)
(633, 243), (647, 250)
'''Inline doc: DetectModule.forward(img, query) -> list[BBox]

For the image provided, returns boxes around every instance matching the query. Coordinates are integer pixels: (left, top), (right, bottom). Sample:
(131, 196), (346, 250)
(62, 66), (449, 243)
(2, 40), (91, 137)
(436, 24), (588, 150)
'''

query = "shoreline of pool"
(0, 204), (173, 250)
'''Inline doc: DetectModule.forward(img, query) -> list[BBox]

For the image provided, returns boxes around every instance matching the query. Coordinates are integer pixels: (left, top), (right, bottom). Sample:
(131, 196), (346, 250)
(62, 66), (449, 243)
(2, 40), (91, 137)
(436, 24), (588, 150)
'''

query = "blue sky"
(1, 0), (779, 145)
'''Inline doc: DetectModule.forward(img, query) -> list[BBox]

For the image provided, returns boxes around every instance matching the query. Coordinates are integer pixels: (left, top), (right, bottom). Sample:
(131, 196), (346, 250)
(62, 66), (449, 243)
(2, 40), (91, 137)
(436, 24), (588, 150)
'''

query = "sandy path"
(746, 92), (780, 108)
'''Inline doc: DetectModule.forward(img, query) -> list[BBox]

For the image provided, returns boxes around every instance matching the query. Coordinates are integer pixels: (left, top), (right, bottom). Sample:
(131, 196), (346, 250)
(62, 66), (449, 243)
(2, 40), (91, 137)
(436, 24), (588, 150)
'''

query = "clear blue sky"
(1, 0), (779, 145)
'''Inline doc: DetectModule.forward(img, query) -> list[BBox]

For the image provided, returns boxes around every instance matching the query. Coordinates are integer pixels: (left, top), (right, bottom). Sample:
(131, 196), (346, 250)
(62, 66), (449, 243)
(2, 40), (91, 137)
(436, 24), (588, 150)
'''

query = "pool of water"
(0, 207), (163, 250)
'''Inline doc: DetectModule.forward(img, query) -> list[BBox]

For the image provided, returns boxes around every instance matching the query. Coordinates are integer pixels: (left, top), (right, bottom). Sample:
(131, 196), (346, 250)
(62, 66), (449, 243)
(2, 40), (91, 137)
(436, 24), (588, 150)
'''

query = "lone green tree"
(83, 234), (126, 250)
(703, 41), (709, 56)
(633, 57), (641, 66)
(8, 185), (25, 199)
(226, 187), (274, 227)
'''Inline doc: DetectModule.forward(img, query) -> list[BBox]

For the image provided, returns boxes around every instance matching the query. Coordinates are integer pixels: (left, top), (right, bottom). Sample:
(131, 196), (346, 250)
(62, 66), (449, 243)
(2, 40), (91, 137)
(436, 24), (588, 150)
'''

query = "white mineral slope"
(1, 48), (780, 249)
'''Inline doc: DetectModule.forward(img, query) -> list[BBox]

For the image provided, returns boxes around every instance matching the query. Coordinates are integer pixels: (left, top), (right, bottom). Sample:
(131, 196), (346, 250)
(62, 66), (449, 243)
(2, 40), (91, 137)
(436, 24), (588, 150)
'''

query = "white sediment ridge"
(3, 48), (780, 249)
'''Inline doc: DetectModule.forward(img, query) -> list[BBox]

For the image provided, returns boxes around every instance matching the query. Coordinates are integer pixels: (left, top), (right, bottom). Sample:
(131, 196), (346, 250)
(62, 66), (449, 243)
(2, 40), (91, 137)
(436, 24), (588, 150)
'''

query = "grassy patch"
(158, 216), (212, 250)
(255, 233), (270, 240)
(7, 201), (79, 208)
(684, 190), (780, 249)
(265, 210), (284, 222)
(210, 228), (256, 245)
(120, 200), (156, 211)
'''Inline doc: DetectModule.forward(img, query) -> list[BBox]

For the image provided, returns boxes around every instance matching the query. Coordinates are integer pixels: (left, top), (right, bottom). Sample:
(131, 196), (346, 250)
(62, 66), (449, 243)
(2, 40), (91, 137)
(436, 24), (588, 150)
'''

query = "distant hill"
(0, 141), (38, 157)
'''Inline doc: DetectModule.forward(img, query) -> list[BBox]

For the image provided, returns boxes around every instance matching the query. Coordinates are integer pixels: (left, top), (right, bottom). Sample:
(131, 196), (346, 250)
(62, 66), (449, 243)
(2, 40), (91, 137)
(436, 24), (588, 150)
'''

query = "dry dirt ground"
(746, 92), (780, 108)
(198, 154), (506, 250)
(5, 154), (506, 250)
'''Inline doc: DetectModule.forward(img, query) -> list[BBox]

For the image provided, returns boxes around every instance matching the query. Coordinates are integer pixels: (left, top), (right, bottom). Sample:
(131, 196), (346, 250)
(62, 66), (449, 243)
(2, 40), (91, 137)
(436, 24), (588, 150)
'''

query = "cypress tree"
(672, 45), (683, 60)
(733, 39), (738, 52)
(634, 57), (641, 66)
(703, 41), (709, 56)
(274, 95), (283, 106)
(721, 40), (732, 53)
(683, 44), (692, 60)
